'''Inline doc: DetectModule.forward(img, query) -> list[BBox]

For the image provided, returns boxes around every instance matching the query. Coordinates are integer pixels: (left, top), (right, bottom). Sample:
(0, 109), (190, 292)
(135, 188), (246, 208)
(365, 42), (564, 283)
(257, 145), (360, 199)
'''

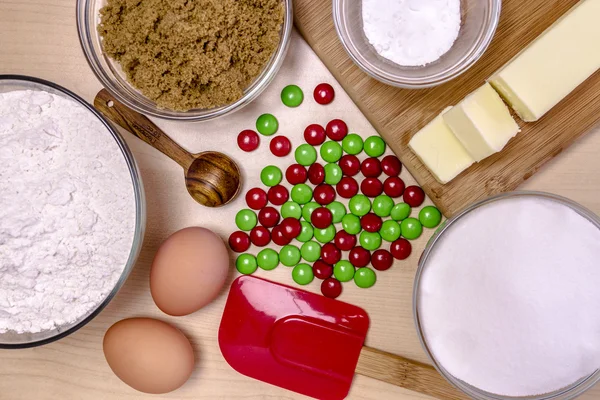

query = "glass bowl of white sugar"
(414, 191), (600, 399)
(0, 75), (145, 348)
(333, 0), (501, 88)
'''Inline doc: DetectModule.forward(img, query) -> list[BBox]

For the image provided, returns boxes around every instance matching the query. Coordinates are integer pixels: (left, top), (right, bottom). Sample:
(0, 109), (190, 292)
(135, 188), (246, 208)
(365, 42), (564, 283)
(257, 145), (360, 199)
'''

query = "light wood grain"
(294, 0), (600, 217)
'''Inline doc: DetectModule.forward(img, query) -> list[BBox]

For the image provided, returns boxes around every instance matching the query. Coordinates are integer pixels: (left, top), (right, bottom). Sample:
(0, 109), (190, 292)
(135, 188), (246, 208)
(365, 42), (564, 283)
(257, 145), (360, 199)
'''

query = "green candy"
(281, 201), (302, 219)
(235, 209), (257, 231)
(314, 225), (336, 244)
(354, 267), (376, 288)
(364, 136), (386, 157)
(261, 165), (282, 187)
(297, 221), (314, 242)
(281, 85), (304, 108)
(360, 231), (382, 251)
(295, 144), (317, 166)
(257, 249), (279, 270)
(391, 203), (412, 221)
(292, 184), (313, 205)
(320, 141), (343, 163)
(342, 133), (364, 155)
(380, 220), (401, 242)
(292, 263), (314, 285)
(342, 214), (362, 235)
(349, 194), (371, 217)
(324, 163), (343, 185)
(401, 218), (423, 240)
(236, 254), (258, 275)
(327, 201), (347, 223)
(334, 260), (355, 282)
(280, 245), (301, 267)
(302, 201), (320, 221)
(372, 195), (394, 217)
(301, 241), (321, 262)
(256, 113), (278, 136)
(419, 206), (442, 228)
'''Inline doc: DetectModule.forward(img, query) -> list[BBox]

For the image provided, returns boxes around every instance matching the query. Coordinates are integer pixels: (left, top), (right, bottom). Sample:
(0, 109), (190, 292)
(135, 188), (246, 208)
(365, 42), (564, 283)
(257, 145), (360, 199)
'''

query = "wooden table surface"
(1, 1), (600, 399)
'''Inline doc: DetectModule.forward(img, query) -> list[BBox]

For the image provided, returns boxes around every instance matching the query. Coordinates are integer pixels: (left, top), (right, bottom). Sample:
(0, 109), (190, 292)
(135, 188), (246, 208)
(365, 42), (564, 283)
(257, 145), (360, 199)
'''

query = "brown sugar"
(98, 0), (284, 111)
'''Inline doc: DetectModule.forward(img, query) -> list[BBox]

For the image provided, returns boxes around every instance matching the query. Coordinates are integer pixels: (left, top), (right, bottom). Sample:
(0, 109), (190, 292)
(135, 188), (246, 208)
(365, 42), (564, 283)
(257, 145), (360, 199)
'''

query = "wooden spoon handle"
(356, 347), (468, 400)
(94, 89), (195, 170)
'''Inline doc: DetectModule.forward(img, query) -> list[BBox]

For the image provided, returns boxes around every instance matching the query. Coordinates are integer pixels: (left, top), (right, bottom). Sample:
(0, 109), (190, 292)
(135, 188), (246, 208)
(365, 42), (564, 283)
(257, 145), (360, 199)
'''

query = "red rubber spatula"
(219, 275), (467, 400)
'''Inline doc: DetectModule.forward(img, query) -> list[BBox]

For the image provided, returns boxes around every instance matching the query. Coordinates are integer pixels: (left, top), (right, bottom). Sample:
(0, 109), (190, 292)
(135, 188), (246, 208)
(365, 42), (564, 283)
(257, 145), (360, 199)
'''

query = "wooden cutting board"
(294, 0), (600, 217)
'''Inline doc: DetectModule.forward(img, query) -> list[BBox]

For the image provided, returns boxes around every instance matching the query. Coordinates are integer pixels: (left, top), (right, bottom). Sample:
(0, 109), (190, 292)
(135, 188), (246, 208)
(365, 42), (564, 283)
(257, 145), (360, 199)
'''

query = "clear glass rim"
(413, 191), (600, 400)
(0, 75), (146, 349)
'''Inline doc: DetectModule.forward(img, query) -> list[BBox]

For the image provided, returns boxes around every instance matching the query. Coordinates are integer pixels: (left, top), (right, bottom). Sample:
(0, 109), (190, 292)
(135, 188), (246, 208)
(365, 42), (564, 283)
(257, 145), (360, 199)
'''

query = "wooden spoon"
(94, 89), (241, 207)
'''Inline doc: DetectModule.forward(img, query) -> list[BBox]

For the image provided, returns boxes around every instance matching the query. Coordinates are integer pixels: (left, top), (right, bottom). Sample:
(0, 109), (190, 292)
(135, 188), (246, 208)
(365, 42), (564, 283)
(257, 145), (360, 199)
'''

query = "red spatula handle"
(356, 347), (469, 400)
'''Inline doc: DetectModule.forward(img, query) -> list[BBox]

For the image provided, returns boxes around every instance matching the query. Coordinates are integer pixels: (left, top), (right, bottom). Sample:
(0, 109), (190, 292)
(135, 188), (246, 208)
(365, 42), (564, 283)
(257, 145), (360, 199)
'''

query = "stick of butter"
(442, 83), (520, 162)
(489, 0), (600, 122)
(409, 108), (475, 184)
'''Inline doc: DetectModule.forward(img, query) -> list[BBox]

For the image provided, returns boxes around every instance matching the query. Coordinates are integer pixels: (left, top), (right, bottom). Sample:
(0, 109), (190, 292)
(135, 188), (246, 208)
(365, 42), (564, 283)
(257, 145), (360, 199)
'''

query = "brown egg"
(150, 227), (229, 316)
(103, 318), (194, 394)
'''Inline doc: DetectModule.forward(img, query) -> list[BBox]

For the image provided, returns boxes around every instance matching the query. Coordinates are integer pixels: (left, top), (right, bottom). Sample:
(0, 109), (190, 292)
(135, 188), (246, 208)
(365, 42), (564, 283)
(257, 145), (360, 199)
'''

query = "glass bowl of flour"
(333, 0), (501, 88)
(0, 75), (145, 348)
(414, 191), (600, 399)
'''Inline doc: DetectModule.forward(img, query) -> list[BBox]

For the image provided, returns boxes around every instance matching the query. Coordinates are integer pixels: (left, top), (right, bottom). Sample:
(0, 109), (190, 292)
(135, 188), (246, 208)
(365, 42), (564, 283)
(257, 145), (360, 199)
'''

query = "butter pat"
(409, 110), (475, 184)
(443, 83), (520, 161)
(489, 0), (600, 122)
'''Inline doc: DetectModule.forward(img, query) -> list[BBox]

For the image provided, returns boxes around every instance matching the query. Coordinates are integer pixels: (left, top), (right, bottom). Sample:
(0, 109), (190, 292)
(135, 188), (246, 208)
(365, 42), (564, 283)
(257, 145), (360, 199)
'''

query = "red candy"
(286, 164), (308, 185)
(361, 157), (382, 178)
(361, 178), (384, 197)
(237, 129), (259, 152)
(321, 278), (342, 298)
(381, 155), (402, 176)
(314, 83), (335, 105)
(349, 247), (371, 268)
(311, 207), (333, 229)
(304, 124), (326, 146)
(391, 238), (412, 260)
(336, 177), (359, 199)
(384, 176), (405, 198)
(321, 243), (342, 265)
(250, 226), (270, 247)
(267, 185), (289, 206)
(403, 186), (425, 207)
(281, 217), (302, 239)
(246, 188), (268, 210)
(308, 163), (325, 185)
(228, 231), (250, 253)
(372, 249), (393, 271)
(313, 260), (334, 280)
(258, 206), (280, 228)
(334, 230), (357, 251)
(272, 225), (292, 246)
(361, 213), (383, 233)
(270, 136), (291, 157)
(314, 184), (336, 205)
(326, 119), (348, 141)
(339, 155), (361, 176)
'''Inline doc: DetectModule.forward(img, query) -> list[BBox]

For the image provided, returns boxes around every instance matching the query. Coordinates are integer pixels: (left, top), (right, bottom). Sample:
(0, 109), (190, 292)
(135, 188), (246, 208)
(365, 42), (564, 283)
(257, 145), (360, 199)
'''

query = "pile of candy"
(229, 84), (441, 298)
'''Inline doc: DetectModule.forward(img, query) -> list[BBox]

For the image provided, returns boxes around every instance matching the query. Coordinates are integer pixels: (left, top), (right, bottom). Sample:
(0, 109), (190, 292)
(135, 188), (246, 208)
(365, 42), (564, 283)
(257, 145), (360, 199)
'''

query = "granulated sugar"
(418, 196), (600, 396)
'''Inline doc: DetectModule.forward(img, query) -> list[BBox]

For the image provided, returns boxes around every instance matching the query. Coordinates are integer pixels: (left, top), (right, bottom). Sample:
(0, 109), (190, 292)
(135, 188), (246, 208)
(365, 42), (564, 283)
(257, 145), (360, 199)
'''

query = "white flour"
(362, 0), (461, 66)
(418, 196), (600, 396)
(0, 89), (136, 334)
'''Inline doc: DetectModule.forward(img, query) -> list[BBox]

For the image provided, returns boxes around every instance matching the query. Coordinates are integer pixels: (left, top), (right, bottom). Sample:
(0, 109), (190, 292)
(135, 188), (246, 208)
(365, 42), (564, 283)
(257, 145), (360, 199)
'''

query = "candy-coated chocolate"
(380, 220), (401, 242)
(261, 165), (283, 187)
(334, 230), (357, 251)
(349, 194), (372, 217)
(371, 249), (393, 271)
(228, 231), (250, 253)
(342, 134), (363, 155)
(300, 202), (319, 222)
(354, 268), (376, 288)
(361, 213), (383, 233)
(270, 136), (292, 157)
(236, 209), (257, 231)
(321, 243), (342, 265)
(291, 184), (313, 205)
(304, 124), (326, 146)
(381, 155), (402, 176)
(321, 278), (342, 298)
(403, 186), (425, 207)
(237, 129), (259, 152)
(419, 205), (442, 228)
(390, 238), (411, 260)
(372, 195), (395, 217)
(256, 114), (278, 136)
(292, 263), (314, 285)
(308, 163), (325, 185)
(313, 260), (334, 280)
(272, 225), (292, 246)
(360, 178), (384, 198)
(339, 155), (361, 176)
(320, 141), (343, 163)
(286, 164), (308, 185)
(297, 221), (314, 242)
(245, 188), (268, 210)
(280, 245), (301, 266)
(267, 185), (289, 206)
(257, 248), (279, 270)
(281, 201), (302, 219)
(314, 184), (336, 205)
(314, 224), (336, 244)
(341, 214), (362, 235)
(281, 85), (304, 107)
(364, 136), (386, 157)
(326, 119), (348, 141)
(360, 231), (382, 251)
(349, 246), (371, 268)
(361, 157), (382, 178)
(324, 163), (343, 185)
(311, 207), (333, 229)
(236, 254), (257, 275)
(295, 144), (318, 166)
(401, 218), (423, 240)
(384, 176), (405, 198)
(258, 206), (280, 228)
(301, 241), (322, 262)
(327, 201), (347, 223)
(250, 226), (271, 247)
(334, 260), (355, 282)
(391, 203), (412, 221)
(313, 83), (335, 105)
(337, 177), (359, 199)
(281, 217), (302, 239)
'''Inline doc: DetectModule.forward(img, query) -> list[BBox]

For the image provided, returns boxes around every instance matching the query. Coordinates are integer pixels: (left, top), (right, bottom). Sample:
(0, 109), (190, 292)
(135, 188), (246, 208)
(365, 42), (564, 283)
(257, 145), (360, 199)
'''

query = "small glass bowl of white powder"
(414, 192), (600, 399)
(0, 75), (145, 348)
(333, 0), (501, 88)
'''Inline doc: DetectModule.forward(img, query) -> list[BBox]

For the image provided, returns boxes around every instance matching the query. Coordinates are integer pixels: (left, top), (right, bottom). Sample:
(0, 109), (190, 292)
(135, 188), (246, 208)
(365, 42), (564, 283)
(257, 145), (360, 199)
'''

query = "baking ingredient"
(151, 227), (229, 316)
(339, 155), (361, 176)
(363, 136), (386, 157)
(297, 222), (314, 242)
(335, 231), (357, 251)
(258, 207), (280, 228)
(292, 184), (313, 204)
(401, 218), (423, 240)
(260, 165), (283, 187)
(360, 231), (382, 251)
(286, 164), (308, 185)
(362, 0), (461, 67)
(301, 241), (322, 263)
(267, 185), (289, 206)
(384, 176), (405, 198)
(354, 268), (376, 289)
(321, 243), (342, 265)
(0, 89), (136, 334)
(308, 163), (325, 185)
(443, 83), (520, 161)
(292, 263), (314, 285)
(337, 177), (359, 198)
(409, 112), (475, 184)
(321, 141), (343, 163)
(361, 178), (384, 198)
(334, 261), (355, 282)
(281, 85), (304, 108)
(326, 119), (348, 141)
(349, 195), (372, 216)
(246, 188), (268, 210)
(256, 114), (279, 136)
(235, 209), (257, 231)
(373, 195), (394, 217)
(270, 136), (292, 157)
(349, 247), (371, 268)
(237, 254), (258, 274)
(361, 158), (382, 177)
(371, 250), (393, 271)
(314, 225), (336, 244)
(419, 206), (442, 228)
(342, 214), (362, 235)
(272, 225), (292, 246)
(229, 231), (251, 253)
(314, 184), (336, 205)
(342, 134), (364, 155)
(295, 144), (318, 166)
(380, 220), (402, 242)
(489, 0), (600, 122)
(281, 217), (302, 239)
(281, 201), (302, 219)
(321, 278), (342, 298)
(417, 195), (600, 396)
(250, 226), (270, 247)
(390, 238), (412, 260)
(327, 201), (347, 223)
(324, 163), (343, 185)
(103, 318), (194, 394)
(280, 245), (302, 267)
(313, 261), (334, 280)
(304, 124), (326, 146)
(381, 155), (402, 176)
(257, 249), (279, 271)
(314, 83), (335, 105)
(391, 203), (411, 221)
(302, 202), (320, 221)
(361, 213), (383, 233)
(403, 186), (425, 207)
(237, 130), (260, 152)
(98, 0), (284, 111)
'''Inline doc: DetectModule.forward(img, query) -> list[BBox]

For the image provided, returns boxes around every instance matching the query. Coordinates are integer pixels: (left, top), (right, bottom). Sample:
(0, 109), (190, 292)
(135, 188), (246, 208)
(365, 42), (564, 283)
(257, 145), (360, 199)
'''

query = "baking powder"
(0, 90), (136, 334)
(362, 0), (461, 67)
